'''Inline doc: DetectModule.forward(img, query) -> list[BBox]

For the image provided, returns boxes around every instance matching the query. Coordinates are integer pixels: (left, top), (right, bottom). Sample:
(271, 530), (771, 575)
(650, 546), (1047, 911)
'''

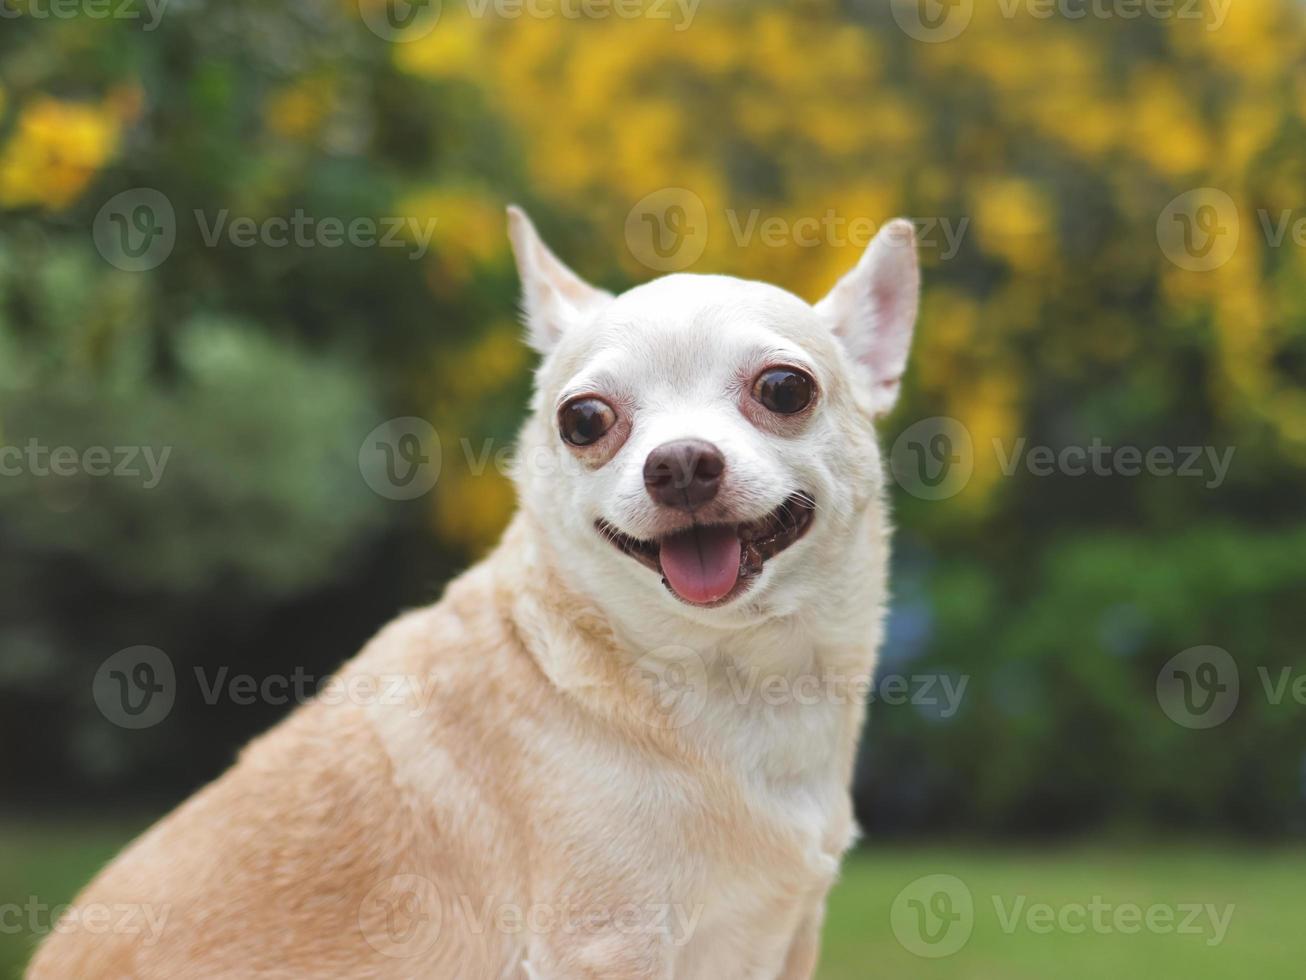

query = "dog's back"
(28, 555), (534, 979)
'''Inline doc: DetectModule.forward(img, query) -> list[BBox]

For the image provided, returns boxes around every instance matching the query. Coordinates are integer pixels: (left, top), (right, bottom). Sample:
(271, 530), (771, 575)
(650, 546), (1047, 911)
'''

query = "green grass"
(3, 824), (1304, 978)
(821, 846), (1306, 979)
(0, 823), (135, 979)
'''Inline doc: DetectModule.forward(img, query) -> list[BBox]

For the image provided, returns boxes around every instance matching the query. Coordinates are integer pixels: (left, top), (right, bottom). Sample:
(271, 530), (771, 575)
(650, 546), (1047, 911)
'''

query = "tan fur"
(29, 213), (916, 979)
(28, 509), (883, 979)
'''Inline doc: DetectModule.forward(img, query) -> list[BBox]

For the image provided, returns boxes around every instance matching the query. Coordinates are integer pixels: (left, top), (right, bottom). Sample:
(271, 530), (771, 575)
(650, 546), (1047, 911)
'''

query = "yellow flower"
(1128, 71), (1210, 177)
(431, 464), (518, 556)
(264, 77), (338, 140)
(395, 187), (507, 289)
(0, 97), (122, 210)
(971, 178), (1054, 272)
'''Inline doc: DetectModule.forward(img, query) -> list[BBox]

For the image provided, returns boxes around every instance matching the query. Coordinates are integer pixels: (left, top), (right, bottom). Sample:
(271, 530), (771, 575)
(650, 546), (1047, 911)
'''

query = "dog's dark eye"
(752, 368), (815, 415)
(559, 397), (617, 447)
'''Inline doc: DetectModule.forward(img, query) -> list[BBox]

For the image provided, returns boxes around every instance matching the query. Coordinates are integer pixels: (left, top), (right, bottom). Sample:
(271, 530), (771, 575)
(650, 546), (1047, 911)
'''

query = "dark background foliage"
(2, 0), (1305, 843)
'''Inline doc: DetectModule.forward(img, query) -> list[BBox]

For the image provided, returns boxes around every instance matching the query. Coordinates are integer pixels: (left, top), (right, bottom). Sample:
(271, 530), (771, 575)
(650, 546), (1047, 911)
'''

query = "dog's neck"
(494, 501), (888, 701)
(487, 506), (884, 796)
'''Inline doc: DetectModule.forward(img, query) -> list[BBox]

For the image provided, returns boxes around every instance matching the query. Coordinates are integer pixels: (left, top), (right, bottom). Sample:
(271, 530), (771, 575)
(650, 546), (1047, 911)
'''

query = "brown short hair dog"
(29, 207), (919, 979)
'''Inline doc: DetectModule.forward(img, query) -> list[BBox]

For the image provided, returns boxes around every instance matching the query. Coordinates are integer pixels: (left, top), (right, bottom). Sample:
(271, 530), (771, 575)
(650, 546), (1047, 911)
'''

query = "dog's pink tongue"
(658, 524), (741, 605)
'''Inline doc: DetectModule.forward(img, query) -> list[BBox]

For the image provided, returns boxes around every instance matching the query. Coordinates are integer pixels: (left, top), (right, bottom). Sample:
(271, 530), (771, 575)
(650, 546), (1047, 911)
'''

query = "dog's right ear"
(507, 206), (612, 355)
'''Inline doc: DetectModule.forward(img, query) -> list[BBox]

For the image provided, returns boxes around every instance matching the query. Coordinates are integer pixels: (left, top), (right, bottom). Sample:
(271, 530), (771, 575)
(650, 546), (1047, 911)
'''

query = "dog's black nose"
(643, 439), (725, 511)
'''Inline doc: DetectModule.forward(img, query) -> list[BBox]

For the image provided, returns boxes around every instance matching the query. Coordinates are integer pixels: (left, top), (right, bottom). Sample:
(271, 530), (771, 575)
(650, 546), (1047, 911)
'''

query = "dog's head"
(508, 207), (918, 630)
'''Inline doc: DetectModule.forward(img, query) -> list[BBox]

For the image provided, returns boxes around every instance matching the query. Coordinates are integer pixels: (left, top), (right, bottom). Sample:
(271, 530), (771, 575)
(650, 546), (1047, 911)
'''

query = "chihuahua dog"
(30, 206), (918, 979)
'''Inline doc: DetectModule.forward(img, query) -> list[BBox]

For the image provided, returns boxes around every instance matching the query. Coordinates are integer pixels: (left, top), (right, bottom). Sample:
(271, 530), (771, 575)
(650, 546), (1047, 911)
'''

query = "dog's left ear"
(507, 205), (612, 355)
(815, 219), (920, 416)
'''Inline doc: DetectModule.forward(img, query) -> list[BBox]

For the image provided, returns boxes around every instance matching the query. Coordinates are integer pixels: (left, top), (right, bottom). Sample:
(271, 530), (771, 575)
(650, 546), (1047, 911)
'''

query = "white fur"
(507, 207), (919, 977)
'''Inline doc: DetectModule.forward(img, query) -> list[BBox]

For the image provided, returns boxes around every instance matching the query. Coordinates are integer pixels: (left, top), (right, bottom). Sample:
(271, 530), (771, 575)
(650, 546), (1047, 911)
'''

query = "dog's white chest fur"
(673, 705), (852, 978)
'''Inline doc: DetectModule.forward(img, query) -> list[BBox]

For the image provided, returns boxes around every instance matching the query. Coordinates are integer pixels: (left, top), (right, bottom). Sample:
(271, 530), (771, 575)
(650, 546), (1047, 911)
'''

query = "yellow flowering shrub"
(0, 96), (123, 210)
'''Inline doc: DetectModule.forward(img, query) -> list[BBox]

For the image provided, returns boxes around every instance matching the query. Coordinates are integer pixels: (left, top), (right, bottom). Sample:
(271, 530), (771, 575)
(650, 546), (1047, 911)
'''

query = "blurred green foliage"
(1, 1), (1304, 834)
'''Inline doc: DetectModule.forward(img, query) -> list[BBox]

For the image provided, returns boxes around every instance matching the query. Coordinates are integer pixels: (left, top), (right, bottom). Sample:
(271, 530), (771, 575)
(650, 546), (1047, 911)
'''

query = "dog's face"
(508, 207), (919, 629)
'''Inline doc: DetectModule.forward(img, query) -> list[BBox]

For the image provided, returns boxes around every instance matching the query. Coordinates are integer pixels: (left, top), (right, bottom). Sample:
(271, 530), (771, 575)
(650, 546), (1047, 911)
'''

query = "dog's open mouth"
(596, 494), (815, 607)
